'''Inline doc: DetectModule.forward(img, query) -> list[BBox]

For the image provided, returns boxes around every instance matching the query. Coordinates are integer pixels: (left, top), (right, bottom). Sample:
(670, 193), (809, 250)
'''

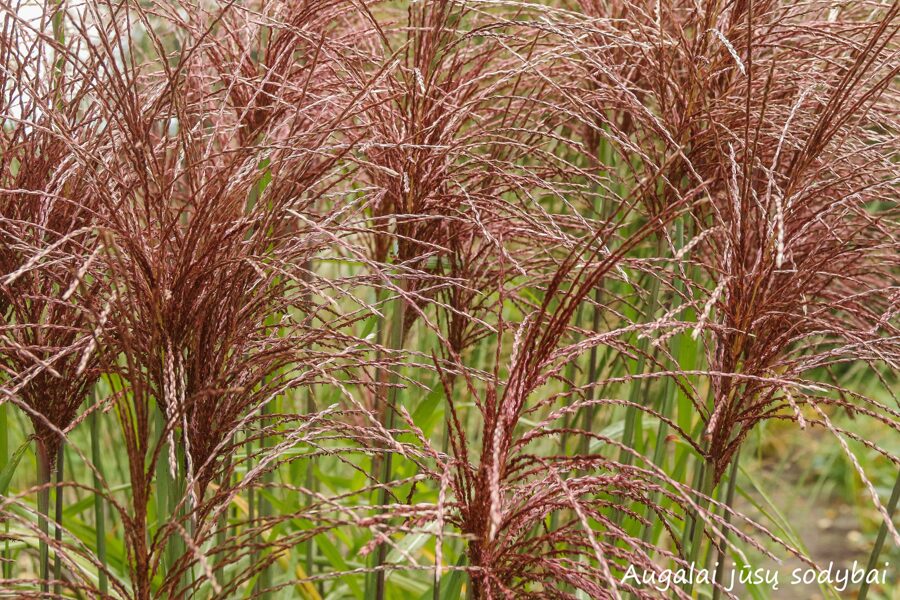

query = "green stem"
(580, 292), (603, 457)
(246, 429), (256, 581)
(639, 380), (672, 547)
(0, 402), (8, 580)
(641, 220), (686, 545)
(558, 302), (585, 462)
(372, 289), (406, 600)
(612, 238), (664, 531)
(857, 469), (900, 600)
(54, 443), (64, 596)
(678, 425), (708, 549)
(154, 406), (182, 585)
(684, 461), (716, 596)
(37, 441), (51, 595)
(304, 389), (318, 594)
(581, 127), (615, 457)
(712, 452), (740, 600)
(258, 401), (272, 599)
(618, 239), (664, 467)
(435, 374), (459, 600)
(214, 432), (233, 586)
(91, 393), (108, 595)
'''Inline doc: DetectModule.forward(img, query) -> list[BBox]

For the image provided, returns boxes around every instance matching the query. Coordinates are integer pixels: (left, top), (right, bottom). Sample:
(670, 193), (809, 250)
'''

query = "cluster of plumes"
(0, 0), (108, 469)
(571, 0), (900, 491)
(686, 1), (900, 487)
(350, 1), (577, 342)
(436, 226), (681, 598)
(94, 17), (363, 497)
(0, 0), (897, 598)
(0, 1), (377, 596)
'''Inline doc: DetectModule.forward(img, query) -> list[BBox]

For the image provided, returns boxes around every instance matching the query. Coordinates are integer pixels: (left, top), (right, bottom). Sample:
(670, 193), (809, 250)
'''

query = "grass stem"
(618, 237), (664, 467)
(857, 469), (900, 600)
(711, 451), (740, 600)
(370, 286), (406, 600)
(0, 403), (8, 579)
(580, 292), (603, 457)
(258, 400), (273, 599)
(215, 440), (232, 586)
(304, 389), (317, 594)
(154, 405), (182, 583)
(379, 294), (406, 598)
(613, 237), (664, 530)
(246, 429), (256, 583)
(684, 461), (716, 596)
(53, 442), (64, 596)
(641, 219), (685, 545)
(90, 390), (108, 595)
(37, 440), (51, 595)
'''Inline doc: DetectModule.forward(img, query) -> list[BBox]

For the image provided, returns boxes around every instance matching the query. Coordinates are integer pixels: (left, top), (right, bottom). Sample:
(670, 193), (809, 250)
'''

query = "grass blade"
(857, 470), (900, 600)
